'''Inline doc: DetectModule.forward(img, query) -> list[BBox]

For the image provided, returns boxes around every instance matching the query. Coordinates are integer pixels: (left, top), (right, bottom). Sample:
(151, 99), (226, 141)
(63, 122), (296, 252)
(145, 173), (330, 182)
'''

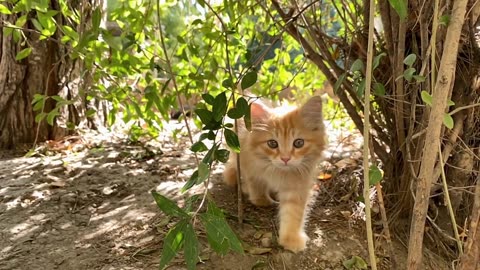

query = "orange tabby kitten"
(223, 96), (326, 253)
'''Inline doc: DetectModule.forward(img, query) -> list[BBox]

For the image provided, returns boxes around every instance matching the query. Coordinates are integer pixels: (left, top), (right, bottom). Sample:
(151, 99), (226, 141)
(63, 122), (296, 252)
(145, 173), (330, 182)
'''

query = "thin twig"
(437, 143), (464, 254)
(362, 0), (377, 268)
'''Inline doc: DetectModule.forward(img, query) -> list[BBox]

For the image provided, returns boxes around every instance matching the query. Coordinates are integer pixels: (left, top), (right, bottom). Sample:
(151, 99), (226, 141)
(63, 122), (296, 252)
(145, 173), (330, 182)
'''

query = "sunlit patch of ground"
(0, 119), (444, 270)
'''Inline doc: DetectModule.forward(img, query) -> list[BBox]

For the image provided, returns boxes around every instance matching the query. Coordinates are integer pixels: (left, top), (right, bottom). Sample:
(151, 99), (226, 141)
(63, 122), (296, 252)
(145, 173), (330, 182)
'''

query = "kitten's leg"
(245, 177), (275, 207)
(223, 160), (237, 187)
(277, 189), (311, 253)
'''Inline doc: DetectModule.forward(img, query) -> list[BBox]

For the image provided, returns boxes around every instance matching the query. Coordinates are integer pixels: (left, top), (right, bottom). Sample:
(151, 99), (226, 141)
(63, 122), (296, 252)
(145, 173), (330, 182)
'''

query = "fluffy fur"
(223, 96), (326, 253)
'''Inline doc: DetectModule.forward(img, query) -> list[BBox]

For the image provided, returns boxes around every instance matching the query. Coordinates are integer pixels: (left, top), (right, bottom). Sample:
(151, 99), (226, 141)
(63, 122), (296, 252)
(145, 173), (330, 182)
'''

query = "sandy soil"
(0, 121), (440, 270)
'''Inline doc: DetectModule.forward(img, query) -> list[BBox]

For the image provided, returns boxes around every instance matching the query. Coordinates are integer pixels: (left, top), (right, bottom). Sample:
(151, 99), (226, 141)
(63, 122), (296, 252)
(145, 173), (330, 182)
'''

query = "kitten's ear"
(250, 101), (271, 121)
(301, 96), (324, 130)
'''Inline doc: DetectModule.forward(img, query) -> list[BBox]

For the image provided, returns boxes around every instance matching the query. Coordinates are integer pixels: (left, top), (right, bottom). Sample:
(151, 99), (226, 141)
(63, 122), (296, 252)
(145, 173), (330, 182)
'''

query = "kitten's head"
(246, 96), (326, 173)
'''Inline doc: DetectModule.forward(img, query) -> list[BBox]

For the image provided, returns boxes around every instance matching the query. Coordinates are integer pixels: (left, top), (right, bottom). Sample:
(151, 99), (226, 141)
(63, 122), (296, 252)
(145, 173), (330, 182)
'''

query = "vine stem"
(437, 143), (464, 254)
(155, 0), (211, 217)
(201, 0), (244, 224)
(362, 0), (377, 269)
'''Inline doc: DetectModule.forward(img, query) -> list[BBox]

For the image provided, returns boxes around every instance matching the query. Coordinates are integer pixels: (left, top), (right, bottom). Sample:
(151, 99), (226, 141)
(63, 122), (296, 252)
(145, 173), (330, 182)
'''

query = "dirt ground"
(0, 121), (446, 270)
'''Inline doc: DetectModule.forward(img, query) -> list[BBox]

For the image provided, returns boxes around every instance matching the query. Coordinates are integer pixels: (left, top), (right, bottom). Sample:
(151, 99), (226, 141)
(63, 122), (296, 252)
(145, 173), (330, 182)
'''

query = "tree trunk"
(0, 1), (103, 149)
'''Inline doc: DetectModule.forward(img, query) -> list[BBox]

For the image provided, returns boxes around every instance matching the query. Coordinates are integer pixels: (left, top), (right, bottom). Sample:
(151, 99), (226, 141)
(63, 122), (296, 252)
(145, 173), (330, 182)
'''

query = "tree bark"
(0, 1), (102, 149)
(406, 0), (469, 268)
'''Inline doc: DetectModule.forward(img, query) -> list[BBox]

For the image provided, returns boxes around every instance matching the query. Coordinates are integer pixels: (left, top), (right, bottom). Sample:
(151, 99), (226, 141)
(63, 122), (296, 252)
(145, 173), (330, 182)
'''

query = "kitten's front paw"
(279, 232), (309, 253)
(250, 196), (277, 207)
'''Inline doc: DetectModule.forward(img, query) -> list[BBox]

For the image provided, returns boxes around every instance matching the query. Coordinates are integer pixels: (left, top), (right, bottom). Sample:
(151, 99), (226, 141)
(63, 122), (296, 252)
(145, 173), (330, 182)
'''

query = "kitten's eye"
(267, 140), (278, 149)
(293, 139), (304, 148)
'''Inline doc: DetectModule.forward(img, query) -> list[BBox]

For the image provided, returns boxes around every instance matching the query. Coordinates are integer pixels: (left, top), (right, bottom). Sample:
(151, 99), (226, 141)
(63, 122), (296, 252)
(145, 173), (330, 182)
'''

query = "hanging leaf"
(388, 0), (408, 21)
(182, 170), (199, 192)
(403, 54), (417, 67)
(202, 93), (215, 105)
(15, 48), (32, 60)
(369, 165), (383, 186)
(224, 129), (240, 153)
(183, 222), (199, 270)
(0, 4), (12, 14)
(215, 149), (230, 163)
(159, 220), (188, 270)
(241, 71), (257, 90)
(236, 97), (249, 116)
(151, 191), (189, 218)
(373, 53), (386, 70)
(197, 162), (210, 184)
(443, 114), (454, 129)
(227, 108), (243, 119)
(46, 108), (59, 125)
(373, 83), (386, 96)
(350, 59), (364, 73)
(191, 141), (208, 152)
(421, 91), (433, 106)
(334, 73), (347, 93)
(403, 67), (416, 82)
(195, 108), (213, 124)
(212, 92), (227, 122)
(202, 143), (219, 165)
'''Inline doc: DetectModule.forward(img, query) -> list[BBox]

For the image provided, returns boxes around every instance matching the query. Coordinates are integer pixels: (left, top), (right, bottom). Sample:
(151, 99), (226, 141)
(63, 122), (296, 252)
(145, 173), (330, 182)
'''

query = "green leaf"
(202, 93), (215, 105)
(197, 162), (210, 184)
(222, 78), (233, 89)
(46, 108), (59, 125)
(403, 67), (416, 82)
(15, 47), (31, 60)
(191, 141), (208, 152)
(35, 112), (46, 123)
(151, 191), (189, 218)
(236, 97), (249, 115)
(224, 129), (240, 153)
(0, 4), (12, 14)
(373, 83), (385, 96)
(31, 18), (43, 31)
(215, 149), (230, 163)
(195, 108), (213, 124)
(86, 108), (96, 117)
(373, 53), (386, 70)
(403, 54), (417, 67)
(334, 73), (346, 93)
(212, 92), (227, 122)
(184, 222), (199, 270)
(421, 90), (433, 106)
(439, 15), (450, 26)
(202, 143), (219, 165)
(447, 100), (455, 107)
(443, 114), (454, 129)
(356, 79), (365, 97)
(92, 7), (101, 31)
(241, 71), (257, 90)
(15, 15), (27, 27)
(33, 98), (45, 111)
(343, 256), (368, 269)
(413, 75), (426, 83)
(199, 212), (243, 255)
(350, 59), (364, 73)
(182, 170), (199, 192)
(62, 25), (79, 40)
(227, 108), (243, 119)
(369, 165), (383, 185)
(159, 220), (187, 270)
(388, 0), (408, 21)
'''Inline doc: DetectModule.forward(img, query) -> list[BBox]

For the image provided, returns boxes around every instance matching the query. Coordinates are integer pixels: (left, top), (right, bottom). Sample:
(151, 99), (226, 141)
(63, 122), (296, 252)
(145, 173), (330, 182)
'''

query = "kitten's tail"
(223, 162), (238, 187)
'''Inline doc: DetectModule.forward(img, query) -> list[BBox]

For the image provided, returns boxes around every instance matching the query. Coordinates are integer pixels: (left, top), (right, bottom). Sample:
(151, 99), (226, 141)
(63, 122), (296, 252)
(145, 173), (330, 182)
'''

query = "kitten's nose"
(281, 157), (291, 164)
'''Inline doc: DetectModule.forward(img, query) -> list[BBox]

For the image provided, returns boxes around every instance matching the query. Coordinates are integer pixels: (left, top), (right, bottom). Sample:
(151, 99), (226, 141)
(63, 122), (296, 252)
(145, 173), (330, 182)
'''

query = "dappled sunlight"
(311, 227), (326, 248)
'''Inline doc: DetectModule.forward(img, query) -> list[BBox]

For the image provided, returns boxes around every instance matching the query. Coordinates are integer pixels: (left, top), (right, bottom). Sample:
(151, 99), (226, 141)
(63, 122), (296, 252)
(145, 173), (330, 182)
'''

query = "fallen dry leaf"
(317, 172), (332, 181)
